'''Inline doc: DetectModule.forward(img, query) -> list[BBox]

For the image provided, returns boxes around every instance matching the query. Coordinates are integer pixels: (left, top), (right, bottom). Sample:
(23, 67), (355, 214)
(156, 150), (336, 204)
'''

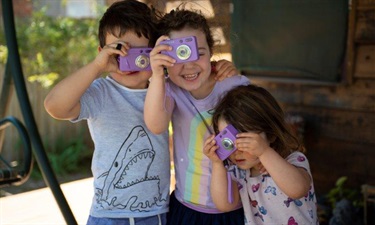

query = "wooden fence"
(1, 71), (91, 160)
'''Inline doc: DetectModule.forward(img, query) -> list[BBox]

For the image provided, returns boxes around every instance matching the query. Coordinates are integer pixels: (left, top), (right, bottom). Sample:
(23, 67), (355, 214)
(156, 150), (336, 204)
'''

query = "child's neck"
(110, 75), (149, 89)
(190, 75), (216, 99)
(250, 167), (261, 177)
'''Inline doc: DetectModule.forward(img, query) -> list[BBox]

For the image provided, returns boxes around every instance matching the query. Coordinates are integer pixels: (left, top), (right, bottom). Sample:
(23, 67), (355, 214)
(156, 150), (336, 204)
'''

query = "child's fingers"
(104, 41), (129, 57)
(203, 135), (219, 157)
(150, 45), (176, 66)
(236, 131), (259, 138)
(215, 60), (238, 76)
(155, 35), (170, 45)
(222, 66), (239, 78)
(153, 55), (176, 66)
(204, 135), (216, 151)
(115, 41), (129, 50)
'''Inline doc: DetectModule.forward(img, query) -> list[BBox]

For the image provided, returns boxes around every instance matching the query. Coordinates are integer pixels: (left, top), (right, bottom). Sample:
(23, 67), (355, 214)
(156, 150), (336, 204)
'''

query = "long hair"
(212, 84), (304, 158)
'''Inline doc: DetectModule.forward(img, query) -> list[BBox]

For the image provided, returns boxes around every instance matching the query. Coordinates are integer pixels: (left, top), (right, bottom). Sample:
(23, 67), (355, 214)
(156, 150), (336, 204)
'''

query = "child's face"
(166, 28), (213, 99)
(105, 30), (152, 89)
(218, 119), (259, 171)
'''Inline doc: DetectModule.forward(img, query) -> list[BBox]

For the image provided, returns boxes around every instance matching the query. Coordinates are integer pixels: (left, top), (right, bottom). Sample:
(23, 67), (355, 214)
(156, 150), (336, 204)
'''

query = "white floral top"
(230, 151), (319, 225)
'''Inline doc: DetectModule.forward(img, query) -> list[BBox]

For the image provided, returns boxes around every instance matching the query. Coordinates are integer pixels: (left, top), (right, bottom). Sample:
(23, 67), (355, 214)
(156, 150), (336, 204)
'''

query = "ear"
(268, 135), (277, 144)
(98, 46), (102, 52)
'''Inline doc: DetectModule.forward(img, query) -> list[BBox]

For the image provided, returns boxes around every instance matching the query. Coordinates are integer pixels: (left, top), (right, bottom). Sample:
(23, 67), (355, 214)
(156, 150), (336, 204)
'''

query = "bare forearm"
(144, 76), (171, 134)
(210, 162), (240, 211)
(259, 149), (311, 199)
(44, 62), (101, 120)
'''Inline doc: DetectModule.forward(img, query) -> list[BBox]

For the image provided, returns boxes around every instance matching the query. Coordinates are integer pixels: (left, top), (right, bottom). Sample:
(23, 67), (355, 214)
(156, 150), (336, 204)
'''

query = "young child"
(44, 1), (237, 224)
(44, 1), (169, 224)
(203, 84), (319, 224)
(144, 7), (250, 225)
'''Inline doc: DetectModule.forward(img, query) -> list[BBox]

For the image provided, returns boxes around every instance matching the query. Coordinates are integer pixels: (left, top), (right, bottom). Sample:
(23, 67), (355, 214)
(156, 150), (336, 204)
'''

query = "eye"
(114, 162), (118, 167)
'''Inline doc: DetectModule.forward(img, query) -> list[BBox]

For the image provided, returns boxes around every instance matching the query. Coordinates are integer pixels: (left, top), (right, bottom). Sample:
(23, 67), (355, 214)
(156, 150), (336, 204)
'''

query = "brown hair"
(212, 84), (304, 158)
(158, 6), (214, 54)
(98, 0), (160, 48)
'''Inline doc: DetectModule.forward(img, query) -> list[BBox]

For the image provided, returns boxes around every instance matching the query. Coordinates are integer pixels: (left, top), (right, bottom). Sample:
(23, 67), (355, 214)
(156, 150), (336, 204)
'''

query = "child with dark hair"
(45, 1), (238, 224)
(204, 84), (319, 224)
(145, 6), (250, 225)
(45, 1), (168, 224)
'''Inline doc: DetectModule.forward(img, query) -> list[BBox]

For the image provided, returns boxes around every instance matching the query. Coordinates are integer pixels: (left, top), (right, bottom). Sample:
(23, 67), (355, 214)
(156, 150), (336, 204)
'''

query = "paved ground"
(1, 169), (175, 225)
(1, 177), (93, 225)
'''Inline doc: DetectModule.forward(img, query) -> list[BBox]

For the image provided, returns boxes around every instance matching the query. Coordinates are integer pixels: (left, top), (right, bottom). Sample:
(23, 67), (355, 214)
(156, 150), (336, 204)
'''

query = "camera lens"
(222, 138), (234, 151)
(135, 55), (150, 69)
(176, 44), (191, 60)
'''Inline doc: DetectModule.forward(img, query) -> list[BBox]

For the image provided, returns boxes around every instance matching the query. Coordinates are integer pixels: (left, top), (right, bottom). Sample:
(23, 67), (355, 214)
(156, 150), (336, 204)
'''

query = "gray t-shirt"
(72, 76), (170, 218)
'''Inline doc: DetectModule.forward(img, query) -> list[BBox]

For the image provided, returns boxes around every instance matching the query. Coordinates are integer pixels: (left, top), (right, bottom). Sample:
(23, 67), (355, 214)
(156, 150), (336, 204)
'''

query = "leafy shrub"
(0, 6), (100, 177)
(31, 130), (92, 178)
(0, 6), (99, 88)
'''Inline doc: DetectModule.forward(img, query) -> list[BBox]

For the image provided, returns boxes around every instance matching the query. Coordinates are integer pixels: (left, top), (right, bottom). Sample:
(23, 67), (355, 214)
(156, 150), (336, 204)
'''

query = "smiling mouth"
(182, 73), (199, 81)
(235, 159), (246, 163)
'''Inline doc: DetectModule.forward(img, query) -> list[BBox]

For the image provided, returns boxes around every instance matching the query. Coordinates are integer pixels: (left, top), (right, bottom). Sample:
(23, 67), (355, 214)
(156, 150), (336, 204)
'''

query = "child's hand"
(94, 41), (129, 76)
(150, 35), (176, 78)
(203, 135), (222, 164)
(212, 59), (239, 81)
(235, 132), (271, 157)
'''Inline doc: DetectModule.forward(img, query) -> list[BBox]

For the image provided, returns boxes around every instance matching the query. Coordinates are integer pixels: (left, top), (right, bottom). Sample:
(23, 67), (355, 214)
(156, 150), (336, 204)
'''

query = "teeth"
(183, 73), (198, 80)
(115, 151), (157, 188)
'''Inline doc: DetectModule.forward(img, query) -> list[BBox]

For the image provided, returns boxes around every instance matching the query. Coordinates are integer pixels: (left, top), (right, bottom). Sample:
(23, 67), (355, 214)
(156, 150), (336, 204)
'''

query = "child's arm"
(204, 135), (241, 211)
(212, 59), (239, 81)
(44, 42), (128, 120)
(236, 132), (311, 199)
(144, 36), (176, 134)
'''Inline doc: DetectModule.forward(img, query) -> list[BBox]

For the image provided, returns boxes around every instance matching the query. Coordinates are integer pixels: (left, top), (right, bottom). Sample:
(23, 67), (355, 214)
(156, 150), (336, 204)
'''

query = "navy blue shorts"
(167, 191), (244, 225)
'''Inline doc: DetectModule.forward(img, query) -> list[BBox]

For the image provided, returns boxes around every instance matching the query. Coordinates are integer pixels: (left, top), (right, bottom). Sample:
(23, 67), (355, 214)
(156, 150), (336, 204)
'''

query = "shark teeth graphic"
(115, 151), (155, 188)
(117, 175), (160, 188)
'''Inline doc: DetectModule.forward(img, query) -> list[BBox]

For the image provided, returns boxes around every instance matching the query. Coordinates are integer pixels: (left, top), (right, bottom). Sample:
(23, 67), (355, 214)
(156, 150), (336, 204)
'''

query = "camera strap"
(224, 159), (234, 203)
(182, 91), (233, 203)
(182, 91), (213, 135)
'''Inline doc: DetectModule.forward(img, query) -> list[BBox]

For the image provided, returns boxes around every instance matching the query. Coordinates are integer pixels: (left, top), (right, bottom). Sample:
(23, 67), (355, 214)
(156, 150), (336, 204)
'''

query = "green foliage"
(0, 45), (7, 64)
(0, 6), (99, 88)
(31, 132), (92, 178)
(326, 176), (363, 209)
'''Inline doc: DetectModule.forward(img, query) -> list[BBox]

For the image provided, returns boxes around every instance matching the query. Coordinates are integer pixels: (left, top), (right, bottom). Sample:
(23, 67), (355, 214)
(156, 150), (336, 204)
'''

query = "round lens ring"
(135, 54), (150, 69)
(222, 138), (234, 151)
(176, 44), (191, 60)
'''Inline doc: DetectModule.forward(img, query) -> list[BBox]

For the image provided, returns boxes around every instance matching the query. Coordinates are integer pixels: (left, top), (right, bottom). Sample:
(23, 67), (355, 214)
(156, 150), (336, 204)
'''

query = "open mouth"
(182, 73), (199, 81)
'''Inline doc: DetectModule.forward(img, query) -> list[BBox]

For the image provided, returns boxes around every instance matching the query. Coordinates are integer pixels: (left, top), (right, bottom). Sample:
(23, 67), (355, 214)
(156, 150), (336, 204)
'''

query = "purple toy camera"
(214, 124), (239, 160)
(160, 36), (199, 63)
(118, 48), (152, 71)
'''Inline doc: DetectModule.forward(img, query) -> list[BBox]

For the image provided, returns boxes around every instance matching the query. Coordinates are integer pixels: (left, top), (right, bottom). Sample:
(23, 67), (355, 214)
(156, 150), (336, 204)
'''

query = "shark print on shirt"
(95, 125), (167, 212)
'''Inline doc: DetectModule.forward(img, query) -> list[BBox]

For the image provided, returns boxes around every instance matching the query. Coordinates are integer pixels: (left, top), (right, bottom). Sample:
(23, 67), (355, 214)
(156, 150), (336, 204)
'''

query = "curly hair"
(211, 84), (305, 158)
(98, 0), (160, 48)
(157, 6), (215, 53)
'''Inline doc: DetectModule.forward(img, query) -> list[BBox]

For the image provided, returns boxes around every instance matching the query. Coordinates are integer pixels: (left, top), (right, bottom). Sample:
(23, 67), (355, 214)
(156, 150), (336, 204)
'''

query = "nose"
(232, 150), (241, 157)
(182, 60), (196, 68)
